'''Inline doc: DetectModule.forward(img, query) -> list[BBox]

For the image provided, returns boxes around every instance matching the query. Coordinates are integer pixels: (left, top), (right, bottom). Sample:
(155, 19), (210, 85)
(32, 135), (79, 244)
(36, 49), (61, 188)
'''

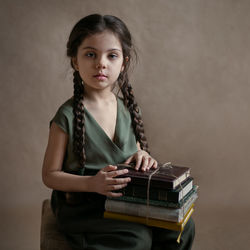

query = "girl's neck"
(83, 86), (116, 105)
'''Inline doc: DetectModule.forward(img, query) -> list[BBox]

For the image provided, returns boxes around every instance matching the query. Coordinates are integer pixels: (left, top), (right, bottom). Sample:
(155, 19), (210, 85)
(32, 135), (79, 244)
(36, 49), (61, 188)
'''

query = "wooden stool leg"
(40, 199), (72, 250)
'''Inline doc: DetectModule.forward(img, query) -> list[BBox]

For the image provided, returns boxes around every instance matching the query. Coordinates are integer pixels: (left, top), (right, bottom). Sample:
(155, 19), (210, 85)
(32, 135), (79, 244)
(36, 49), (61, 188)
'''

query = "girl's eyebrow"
(82, 46), (122, 52)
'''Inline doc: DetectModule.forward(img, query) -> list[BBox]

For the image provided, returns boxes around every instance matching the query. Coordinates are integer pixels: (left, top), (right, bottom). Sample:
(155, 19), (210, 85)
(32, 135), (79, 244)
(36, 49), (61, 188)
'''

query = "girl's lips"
(94, 74), (107, 80)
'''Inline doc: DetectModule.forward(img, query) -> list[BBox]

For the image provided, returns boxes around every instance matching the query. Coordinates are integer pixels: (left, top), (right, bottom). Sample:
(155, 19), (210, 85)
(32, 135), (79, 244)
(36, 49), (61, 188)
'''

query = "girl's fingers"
(107, 177), (131, 185)
(106, 168), (129, 178)
(102, 165), (117, 172)
(152, 160), (158, 169)
(146, 158), (155, 170)
(106, 191), (123, 198)
(124, 155), (133, 164)
(141, 157), (149, 171)
(105, 182), (128, 197)
(135, 155), (143, 170)
(108, 182), (128, 191)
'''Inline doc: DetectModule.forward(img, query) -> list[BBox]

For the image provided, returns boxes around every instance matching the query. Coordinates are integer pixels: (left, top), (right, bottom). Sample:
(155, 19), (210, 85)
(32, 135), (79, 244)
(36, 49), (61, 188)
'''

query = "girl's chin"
(84, 82), (113, 91)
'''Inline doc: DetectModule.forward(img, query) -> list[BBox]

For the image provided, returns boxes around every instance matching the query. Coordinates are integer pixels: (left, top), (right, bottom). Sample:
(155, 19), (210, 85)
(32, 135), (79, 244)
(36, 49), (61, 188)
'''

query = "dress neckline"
(84, 97), (120, 145)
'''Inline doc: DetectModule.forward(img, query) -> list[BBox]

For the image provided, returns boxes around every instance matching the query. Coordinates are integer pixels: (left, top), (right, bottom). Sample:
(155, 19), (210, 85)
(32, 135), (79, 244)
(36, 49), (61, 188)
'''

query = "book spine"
(121, 178), (193, 203)
(119, 166), (191, 190)
(104, 211), (182, 231)
(105, 192), (198, 222)
(103, 205), (194, 231)
(123, 184), (178, 201)
(128, 177), (174, 189)
(113, 185), (198, 209)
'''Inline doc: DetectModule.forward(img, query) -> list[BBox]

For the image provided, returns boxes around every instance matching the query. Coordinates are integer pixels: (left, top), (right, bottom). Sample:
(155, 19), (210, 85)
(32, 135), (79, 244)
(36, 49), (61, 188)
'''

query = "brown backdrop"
(1, 0), (250, 249)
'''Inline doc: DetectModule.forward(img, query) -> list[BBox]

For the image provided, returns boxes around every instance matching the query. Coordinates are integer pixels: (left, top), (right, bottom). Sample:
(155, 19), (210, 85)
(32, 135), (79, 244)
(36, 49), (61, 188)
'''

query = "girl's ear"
(121, 65), (124, 72)
(72, 57), (79, 71)
(121, 56), (129, 72)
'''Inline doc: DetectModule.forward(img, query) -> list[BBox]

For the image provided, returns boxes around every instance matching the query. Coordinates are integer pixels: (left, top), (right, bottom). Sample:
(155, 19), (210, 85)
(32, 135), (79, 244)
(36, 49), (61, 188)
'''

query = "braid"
(118, 73), (150, 153)
(73, 71), (86, 170)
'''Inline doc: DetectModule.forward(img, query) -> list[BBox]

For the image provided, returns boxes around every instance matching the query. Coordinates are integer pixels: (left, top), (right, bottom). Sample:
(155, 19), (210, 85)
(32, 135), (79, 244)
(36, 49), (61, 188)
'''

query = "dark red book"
(117, 163), (191, 189)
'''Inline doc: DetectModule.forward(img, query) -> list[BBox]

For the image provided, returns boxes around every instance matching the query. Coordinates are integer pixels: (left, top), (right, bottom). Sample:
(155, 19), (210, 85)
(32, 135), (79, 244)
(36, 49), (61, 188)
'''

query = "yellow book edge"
(104, 204), (194, 232)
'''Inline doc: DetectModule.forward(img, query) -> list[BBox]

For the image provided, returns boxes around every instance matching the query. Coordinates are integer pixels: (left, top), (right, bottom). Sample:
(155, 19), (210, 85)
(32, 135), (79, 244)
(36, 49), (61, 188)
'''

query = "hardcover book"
(105, 191), (198, 222)
(117, 177), (193, 203)
(111, 185), (198, 209)
(104, 205), (194, 232)
(117, 163), (191, 189)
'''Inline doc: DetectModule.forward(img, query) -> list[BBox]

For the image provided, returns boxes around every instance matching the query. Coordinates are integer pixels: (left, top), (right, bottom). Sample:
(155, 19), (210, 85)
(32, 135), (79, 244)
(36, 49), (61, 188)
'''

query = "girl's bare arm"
(42, 122), (93, 192)
(42, 122), (130, 196)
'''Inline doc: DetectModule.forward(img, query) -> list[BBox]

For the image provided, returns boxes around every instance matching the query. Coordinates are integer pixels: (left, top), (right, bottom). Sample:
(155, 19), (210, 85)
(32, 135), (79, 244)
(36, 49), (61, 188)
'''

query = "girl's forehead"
(79, 30), (122, 51)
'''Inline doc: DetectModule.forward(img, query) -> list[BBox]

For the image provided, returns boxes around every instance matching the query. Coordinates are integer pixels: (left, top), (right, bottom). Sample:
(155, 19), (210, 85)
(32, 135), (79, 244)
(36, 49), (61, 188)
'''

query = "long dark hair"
(66, 14), (149, 170)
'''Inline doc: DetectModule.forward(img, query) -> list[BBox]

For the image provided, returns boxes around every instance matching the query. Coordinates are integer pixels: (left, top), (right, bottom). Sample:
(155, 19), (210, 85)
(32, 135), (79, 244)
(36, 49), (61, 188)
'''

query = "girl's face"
(72, 30), (125, 93)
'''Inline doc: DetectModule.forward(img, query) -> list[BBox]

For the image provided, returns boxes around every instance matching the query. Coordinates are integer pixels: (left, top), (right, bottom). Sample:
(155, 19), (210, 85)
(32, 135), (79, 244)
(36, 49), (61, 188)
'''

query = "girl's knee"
(128, 223), (152, 250)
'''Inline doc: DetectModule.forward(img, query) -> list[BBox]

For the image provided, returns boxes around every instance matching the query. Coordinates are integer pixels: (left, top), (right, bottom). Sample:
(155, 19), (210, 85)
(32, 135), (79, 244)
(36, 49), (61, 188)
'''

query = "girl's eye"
(109, 54), (118, 59)
(85, 52), (96, 58)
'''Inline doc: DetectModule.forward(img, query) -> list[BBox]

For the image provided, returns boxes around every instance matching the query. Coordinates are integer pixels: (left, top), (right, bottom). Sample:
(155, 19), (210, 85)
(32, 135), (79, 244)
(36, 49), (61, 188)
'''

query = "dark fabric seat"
(40, 199), (72, 250)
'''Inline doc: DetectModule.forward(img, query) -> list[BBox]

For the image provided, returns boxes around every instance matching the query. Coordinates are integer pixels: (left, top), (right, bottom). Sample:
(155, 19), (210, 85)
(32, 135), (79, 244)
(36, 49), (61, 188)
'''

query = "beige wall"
(1, 0), (250, 249)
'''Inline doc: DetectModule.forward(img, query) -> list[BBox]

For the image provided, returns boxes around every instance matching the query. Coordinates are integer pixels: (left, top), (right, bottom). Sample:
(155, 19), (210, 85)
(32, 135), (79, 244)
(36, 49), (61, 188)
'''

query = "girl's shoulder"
(50, 97), (74, 133)
(116, 96), (142, 115)
(117, 96), (127, 112)
(57, 97), (74, 115)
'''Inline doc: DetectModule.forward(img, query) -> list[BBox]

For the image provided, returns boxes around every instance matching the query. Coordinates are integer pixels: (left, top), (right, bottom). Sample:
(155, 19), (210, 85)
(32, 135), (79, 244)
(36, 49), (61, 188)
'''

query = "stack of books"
(104, 163), (198, 234)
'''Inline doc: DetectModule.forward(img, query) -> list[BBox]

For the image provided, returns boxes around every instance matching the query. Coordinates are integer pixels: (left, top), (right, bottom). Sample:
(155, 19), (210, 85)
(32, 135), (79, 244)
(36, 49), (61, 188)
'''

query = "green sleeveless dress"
(50, 96), (138, 173)
(49, 97), (195, 250)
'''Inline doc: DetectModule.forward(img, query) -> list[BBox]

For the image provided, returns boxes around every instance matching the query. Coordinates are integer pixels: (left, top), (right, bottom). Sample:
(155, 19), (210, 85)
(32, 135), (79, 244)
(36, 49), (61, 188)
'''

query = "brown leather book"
(117, 163), (191, 190)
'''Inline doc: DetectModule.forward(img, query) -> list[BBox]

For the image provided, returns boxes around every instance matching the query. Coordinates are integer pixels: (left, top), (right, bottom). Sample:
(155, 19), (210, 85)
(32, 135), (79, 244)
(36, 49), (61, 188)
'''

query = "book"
(111, 185), (198, 209)
(104, 205), (194, 231)
(117, 177), (194, 203)
(117, 163), (190, 189)
(105, 191), (198, 222)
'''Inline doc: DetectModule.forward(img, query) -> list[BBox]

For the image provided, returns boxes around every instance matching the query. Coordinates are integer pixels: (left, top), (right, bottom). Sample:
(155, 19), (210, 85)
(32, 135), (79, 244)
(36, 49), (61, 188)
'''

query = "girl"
(42, 14), (195, 250)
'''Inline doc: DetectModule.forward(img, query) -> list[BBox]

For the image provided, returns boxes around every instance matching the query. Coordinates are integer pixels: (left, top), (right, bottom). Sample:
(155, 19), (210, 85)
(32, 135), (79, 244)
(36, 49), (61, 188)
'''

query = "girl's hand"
(90, 165), (131, 197)
(124, 150), (158, 171)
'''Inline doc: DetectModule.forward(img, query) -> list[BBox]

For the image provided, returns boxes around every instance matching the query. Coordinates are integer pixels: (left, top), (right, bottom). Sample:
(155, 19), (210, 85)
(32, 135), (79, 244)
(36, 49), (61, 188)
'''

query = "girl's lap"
(58, 210), (194, 250)
(60, 217), (152, 250)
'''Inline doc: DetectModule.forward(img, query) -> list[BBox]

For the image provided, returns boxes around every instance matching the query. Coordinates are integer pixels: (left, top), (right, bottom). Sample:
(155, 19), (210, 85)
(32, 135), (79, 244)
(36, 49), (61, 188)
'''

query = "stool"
(40, 199), (72, 250)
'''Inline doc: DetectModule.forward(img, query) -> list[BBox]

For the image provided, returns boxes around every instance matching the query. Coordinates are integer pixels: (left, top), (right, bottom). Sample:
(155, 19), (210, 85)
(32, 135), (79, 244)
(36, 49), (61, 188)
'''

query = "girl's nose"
(95, 57), (107, 69)
(95, 62), (106, 69)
